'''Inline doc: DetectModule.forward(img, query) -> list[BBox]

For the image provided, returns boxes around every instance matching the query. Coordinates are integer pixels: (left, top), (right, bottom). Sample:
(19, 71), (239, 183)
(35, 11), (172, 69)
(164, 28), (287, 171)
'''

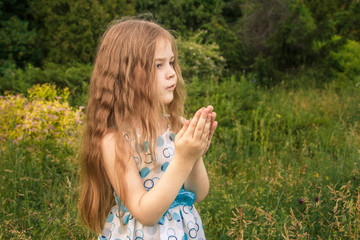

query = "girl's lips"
(167, 84), (176, 90)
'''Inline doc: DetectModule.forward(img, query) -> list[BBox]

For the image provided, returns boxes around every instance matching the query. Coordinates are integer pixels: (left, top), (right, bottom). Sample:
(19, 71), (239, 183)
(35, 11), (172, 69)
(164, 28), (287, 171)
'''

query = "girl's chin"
(160, 95), (174, 105)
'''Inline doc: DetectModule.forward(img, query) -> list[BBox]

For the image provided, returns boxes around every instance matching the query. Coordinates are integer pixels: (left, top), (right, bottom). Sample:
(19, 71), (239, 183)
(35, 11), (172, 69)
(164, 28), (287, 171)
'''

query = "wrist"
(171, 155), (195, 173)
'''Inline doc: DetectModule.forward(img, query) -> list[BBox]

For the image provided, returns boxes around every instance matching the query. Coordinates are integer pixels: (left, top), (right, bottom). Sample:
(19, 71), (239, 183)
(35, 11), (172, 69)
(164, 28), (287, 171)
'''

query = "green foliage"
(0, 63), (42, 94)
(0, 62), (92, 106)
(39, 62), (92, 106)
(235, 0), (318, 84)
(0, 85), (88, 239)
(0, 16), (38, 67)
(206, 19), (244, 71)
(2, 1), (360, 238)
(177, 32), (225, 81)
(303, 0), (360, 42)
(194, 80), (360, 238)
(330, 39), (360, 86)
(186, 74), (260, 156)
(27, 83), (70, 102)
(1, 73), (360, 239)
(29, 0), (135, 64)
(0, 84), (84, 145)
(136, 0), (223, 35)
(0, 135), (93, 239)
(336, 2), (360, 41)
(269, 0), (317, 67)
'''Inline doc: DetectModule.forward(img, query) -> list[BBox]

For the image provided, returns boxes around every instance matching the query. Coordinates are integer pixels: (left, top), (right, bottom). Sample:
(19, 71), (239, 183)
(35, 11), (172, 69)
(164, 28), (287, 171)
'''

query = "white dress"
(99, 128), (206, 240)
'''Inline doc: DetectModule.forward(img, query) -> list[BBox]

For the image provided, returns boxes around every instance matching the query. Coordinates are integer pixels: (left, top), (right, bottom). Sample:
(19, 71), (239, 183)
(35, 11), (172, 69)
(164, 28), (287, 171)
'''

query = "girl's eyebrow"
(155, 56), (174, 61)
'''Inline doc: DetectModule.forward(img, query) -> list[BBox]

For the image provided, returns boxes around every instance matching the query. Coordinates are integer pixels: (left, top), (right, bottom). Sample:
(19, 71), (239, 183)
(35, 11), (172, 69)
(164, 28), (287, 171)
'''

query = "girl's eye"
(156, 63), (162, 69)
(170, 61), (174, 66)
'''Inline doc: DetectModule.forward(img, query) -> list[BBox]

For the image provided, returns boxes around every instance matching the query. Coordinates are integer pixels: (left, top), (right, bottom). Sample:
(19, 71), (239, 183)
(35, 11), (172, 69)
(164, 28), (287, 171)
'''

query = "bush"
(330, 39), (360, 86)
(0, 62), (91, 106)
(0, 16), (39, 67)
(177, 31), (225, 82)
(0, 85), (90, 239)
(0, 83), (84, 145)
(28, 0), (135, 64)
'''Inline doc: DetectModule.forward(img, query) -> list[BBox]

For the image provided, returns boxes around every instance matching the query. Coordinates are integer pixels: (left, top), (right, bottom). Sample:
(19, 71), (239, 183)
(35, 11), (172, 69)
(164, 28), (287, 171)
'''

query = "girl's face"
(154, 39), (177, 105)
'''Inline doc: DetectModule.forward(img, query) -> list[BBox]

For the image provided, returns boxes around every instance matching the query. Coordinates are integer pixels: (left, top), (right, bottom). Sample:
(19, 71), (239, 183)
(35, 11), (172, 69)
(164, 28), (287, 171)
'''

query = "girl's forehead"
(155, 38), (174, 57)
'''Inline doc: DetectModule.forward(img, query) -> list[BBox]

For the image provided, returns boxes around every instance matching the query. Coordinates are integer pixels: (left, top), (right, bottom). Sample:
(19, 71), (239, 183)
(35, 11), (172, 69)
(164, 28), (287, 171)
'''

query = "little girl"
(79, 18), (217, 239)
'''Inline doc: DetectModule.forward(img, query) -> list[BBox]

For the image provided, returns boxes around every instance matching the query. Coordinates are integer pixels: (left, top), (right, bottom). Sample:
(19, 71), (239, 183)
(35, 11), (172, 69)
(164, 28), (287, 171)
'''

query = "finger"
(206, 105), (213, 113)
(209, 121), (218, 140)
(208, 112), (217, 140)
(201, 113), (212, 140)
(203, 139), (211, 155)
(189, 108), (204, 127)
(211, 111), (217, 121)
(183, 109), (203, 138)
(203, 120), (216, 155)
(176, 119), (189, 139)
(193, 109), (209, 139)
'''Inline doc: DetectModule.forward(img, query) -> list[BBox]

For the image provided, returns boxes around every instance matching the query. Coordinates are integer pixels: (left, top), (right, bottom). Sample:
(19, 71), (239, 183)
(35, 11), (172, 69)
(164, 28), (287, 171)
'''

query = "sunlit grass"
(1, 79), (359, 239)
(196, 80), (360, 239)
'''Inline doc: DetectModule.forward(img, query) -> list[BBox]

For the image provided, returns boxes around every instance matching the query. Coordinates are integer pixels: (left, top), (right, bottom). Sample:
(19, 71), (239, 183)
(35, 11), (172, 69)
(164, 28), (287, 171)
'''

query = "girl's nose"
(167, 66), (176, 79)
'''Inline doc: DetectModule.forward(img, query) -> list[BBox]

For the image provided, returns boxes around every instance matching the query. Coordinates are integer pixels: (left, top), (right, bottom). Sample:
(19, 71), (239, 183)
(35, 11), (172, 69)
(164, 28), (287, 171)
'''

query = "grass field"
(1, 77), (359, 239)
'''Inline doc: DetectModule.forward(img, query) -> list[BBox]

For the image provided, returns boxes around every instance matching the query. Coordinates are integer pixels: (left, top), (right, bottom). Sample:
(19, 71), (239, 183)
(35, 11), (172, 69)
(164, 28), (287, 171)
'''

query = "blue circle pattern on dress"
(158, 136), (164, 146)
(161, 162), (169, 172)
(163, 147), (174, 158)
(99, 128), (206, 239)
(139, 167), (150, 178)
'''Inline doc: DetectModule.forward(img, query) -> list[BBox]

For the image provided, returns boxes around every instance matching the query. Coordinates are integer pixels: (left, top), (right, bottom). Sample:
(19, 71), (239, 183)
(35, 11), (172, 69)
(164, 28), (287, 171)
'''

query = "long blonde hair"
(79, 18), (186, 233)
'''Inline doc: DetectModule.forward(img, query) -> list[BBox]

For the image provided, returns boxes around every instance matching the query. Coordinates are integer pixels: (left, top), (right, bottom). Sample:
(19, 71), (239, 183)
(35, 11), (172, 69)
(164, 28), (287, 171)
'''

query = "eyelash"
(156, 61), (175, 69)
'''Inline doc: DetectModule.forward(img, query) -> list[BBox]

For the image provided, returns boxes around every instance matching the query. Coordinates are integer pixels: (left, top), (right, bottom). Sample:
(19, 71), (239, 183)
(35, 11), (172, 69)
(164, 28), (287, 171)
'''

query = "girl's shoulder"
(101, 128), (131, 159)
(101, 127), (118, 145)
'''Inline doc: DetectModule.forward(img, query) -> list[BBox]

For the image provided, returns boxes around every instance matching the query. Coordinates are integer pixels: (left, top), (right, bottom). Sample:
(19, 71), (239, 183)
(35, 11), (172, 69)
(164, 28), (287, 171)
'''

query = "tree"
(29, 0), (135, 64)
(0, 0), (40, 67)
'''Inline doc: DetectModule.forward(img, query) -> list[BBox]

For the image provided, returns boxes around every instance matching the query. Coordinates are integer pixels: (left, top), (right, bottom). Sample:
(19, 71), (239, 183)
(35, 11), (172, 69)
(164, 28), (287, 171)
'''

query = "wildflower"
(298, 199), (303, 205)
(48, 114), (58, 120)
(314, 197), (319, 202)
(353, 176), (357, 181)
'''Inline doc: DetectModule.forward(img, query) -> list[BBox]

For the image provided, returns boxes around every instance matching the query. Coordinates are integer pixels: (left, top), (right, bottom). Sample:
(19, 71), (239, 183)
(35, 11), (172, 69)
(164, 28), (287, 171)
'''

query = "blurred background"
(1, 0), (360, 239)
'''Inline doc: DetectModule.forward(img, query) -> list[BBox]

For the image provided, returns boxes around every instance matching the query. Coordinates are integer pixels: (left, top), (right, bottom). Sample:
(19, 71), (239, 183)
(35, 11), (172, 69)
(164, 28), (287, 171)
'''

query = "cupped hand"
(174, 108), (212, 164)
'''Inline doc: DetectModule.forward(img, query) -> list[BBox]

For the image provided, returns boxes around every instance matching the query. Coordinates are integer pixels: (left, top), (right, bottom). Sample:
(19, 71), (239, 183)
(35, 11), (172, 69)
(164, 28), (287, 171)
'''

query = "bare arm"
(184, 157), (209, 202)
(101, 108), (212, 226)
(184, 105), (218, 202)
